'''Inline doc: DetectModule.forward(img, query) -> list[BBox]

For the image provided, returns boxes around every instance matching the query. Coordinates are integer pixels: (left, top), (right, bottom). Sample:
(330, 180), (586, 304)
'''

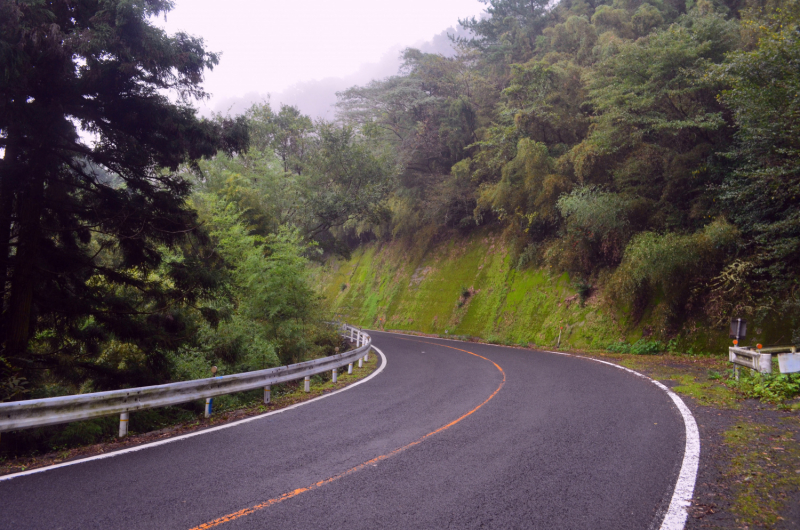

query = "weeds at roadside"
(606, 338), (668, 355)
(722, 420), (800, 529)
(729, 370), (800, 404)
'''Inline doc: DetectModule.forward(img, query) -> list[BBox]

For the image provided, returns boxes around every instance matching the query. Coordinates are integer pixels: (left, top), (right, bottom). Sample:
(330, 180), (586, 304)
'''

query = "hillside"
(318, 230), (747, 353)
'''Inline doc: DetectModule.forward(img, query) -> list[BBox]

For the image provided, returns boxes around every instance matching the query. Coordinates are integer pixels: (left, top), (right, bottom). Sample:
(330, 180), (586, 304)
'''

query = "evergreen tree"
(0, 0), (247, 388)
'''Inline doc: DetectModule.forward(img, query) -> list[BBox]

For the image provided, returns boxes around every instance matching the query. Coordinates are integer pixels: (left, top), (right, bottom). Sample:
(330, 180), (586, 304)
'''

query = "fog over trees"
(207, 26), (474, 119)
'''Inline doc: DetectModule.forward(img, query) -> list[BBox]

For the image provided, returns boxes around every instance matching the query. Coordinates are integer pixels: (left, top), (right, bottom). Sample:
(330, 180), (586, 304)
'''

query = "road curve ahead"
(1, 331), (690, 530)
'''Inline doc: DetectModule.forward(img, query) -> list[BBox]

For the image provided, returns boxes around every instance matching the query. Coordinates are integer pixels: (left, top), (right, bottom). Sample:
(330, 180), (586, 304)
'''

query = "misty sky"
(154, 0), (486, 118)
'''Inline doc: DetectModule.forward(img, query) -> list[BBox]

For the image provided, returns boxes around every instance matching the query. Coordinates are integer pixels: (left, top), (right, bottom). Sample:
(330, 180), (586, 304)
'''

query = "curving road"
(0, 331), (692, 530)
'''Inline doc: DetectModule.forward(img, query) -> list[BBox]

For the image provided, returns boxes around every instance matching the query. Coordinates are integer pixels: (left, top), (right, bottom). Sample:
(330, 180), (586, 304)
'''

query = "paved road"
(1, 331), (687, 529)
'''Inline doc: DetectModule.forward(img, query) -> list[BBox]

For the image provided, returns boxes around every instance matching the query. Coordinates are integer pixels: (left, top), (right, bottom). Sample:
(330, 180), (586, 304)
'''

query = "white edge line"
(355, 331), (698, 529)
(536, 348), (699, 530)
(0, 346), (388, 483)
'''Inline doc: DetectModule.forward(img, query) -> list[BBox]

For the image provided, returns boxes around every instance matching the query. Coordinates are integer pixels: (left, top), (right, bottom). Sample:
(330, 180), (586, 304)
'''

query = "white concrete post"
(119, 412), (129, 437)
(364, 348), (369, 362)
(348, 363), (353, 375)
(332, 368), (338, 383)
(264, 385), (271, 404)
(205, 398), (212, 418)
(358, 357), (363, 368)
(304, 376), (310, 392)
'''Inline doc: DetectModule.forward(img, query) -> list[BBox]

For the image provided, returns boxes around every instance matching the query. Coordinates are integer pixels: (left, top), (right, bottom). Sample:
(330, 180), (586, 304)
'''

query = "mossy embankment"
(317, 229), (731, 352)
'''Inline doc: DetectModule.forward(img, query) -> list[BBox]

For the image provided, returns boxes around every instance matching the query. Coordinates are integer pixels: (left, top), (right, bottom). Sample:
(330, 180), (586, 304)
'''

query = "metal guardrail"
(0, 323), (371, 437)
(729, 345), (799, 376)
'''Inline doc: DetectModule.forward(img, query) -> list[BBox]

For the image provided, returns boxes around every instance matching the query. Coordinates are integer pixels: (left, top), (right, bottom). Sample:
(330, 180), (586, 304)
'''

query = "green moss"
(723, 420), (800, 528)
(316, 229), (733, 351)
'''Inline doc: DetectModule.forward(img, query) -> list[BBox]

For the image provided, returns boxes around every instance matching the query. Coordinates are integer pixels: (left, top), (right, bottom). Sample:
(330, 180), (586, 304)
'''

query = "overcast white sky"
(154, 0), (486, 117)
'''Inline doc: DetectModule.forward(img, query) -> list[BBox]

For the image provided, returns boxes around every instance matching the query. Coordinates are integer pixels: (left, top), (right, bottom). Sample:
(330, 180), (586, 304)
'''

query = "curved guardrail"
(0, 324), (371, 437)
(729, 344), (799, 377)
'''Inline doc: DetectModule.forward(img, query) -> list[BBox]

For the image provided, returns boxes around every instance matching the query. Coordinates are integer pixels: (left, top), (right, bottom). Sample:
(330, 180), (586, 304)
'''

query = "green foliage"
(731, 371), (800, 403)
(516, 242), (539, 269)
(459, 0), (552, 64)
(606, 338), (668, 354)
(557, 187), (633, 267)
(609, 218), (739, 326)
(574, 280), (593, 305)
(710, 6), (800, 332)
(0, 0), (248, 390)
(326, 0), (800, 356)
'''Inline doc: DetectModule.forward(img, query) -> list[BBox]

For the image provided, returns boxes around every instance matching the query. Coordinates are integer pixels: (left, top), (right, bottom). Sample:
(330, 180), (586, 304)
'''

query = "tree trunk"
(5, 169), (44, 359)
(0, 128), (22, 349)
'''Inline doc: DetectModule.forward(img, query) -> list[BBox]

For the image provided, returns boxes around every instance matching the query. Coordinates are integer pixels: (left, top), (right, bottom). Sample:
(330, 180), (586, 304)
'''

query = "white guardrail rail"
(0, 323), (371, 438)
(729, 345), (799, 375)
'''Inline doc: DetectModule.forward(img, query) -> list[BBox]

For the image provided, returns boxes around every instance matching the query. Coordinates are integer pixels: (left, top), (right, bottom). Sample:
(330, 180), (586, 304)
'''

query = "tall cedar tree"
(0, 0), (247, 388)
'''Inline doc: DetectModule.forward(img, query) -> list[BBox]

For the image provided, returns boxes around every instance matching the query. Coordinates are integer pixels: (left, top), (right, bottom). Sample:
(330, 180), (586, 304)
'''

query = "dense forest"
(0, 0), (798, 443)
(0, 0), (394, 420)
(330, 0), (799, 344)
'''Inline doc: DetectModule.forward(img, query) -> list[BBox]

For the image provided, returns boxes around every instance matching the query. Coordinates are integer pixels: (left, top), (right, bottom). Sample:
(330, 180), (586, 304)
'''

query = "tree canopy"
(336, 0), (800, 340)
(0, 0), (247, 392)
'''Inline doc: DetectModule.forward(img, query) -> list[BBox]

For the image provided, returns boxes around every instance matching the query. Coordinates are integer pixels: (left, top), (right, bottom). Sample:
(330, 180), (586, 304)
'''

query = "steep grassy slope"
(318, 230), (653, 350)
(317, 230), (752, 352)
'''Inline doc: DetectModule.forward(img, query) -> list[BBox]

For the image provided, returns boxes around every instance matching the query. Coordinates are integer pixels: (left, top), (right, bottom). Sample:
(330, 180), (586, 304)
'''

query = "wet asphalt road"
(0, 331), (685, 530)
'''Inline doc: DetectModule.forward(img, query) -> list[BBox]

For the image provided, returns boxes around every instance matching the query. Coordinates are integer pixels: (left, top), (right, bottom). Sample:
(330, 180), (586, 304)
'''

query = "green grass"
(320, 230), (639, 350)
(723, 420), (800, 528)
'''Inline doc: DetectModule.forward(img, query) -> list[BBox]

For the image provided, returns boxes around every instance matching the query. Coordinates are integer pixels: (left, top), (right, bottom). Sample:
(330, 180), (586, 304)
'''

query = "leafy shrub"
(606, 339), (667, 355)
(608, 218), (739, 325)
(555, 187), (634, 269)
(574, 280), (593, 305)
(516, 243), (539, 270)
(731, 371), (800, 403)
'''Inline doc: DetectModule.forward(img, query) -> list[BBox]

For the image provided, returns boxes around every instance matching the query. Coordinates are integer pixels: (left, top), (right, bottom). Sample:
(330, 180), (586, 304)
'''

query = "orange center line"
(189, 338), (505, 530)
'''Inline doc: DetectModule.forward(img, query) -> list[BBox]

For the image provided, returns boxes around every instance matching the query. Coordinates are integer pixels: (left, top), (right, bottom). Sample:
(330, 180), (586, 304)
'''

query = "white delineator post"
(119, 412), (129, 437)
(304, 376), (310, 392)
(263, 385), (271, 404)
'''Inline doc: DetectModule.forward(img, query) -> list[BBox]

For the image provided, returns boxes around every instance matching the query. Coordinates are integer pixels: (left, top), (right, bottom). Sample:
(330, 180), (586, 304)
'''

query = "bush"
(606, 339), (667, 355)
(557, 187), (632, 266)
(731, 371), (800, 403)
(608, 218), (739, 325)
(574, 280), (593, 305)
(516, 243), (539, 270)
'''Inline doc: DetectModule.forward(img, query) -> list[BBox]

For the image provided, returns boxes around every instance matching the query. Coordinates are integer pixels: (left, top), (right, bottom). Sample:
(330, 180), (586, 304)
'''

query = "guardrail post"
(358, 357), (363, 368)
(332, 368), (337, 383)
(0, 321), (374, 436)
(304, 376), (310, 392)
(364, 348), (369, 362)
(119, 412), (129, 437)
